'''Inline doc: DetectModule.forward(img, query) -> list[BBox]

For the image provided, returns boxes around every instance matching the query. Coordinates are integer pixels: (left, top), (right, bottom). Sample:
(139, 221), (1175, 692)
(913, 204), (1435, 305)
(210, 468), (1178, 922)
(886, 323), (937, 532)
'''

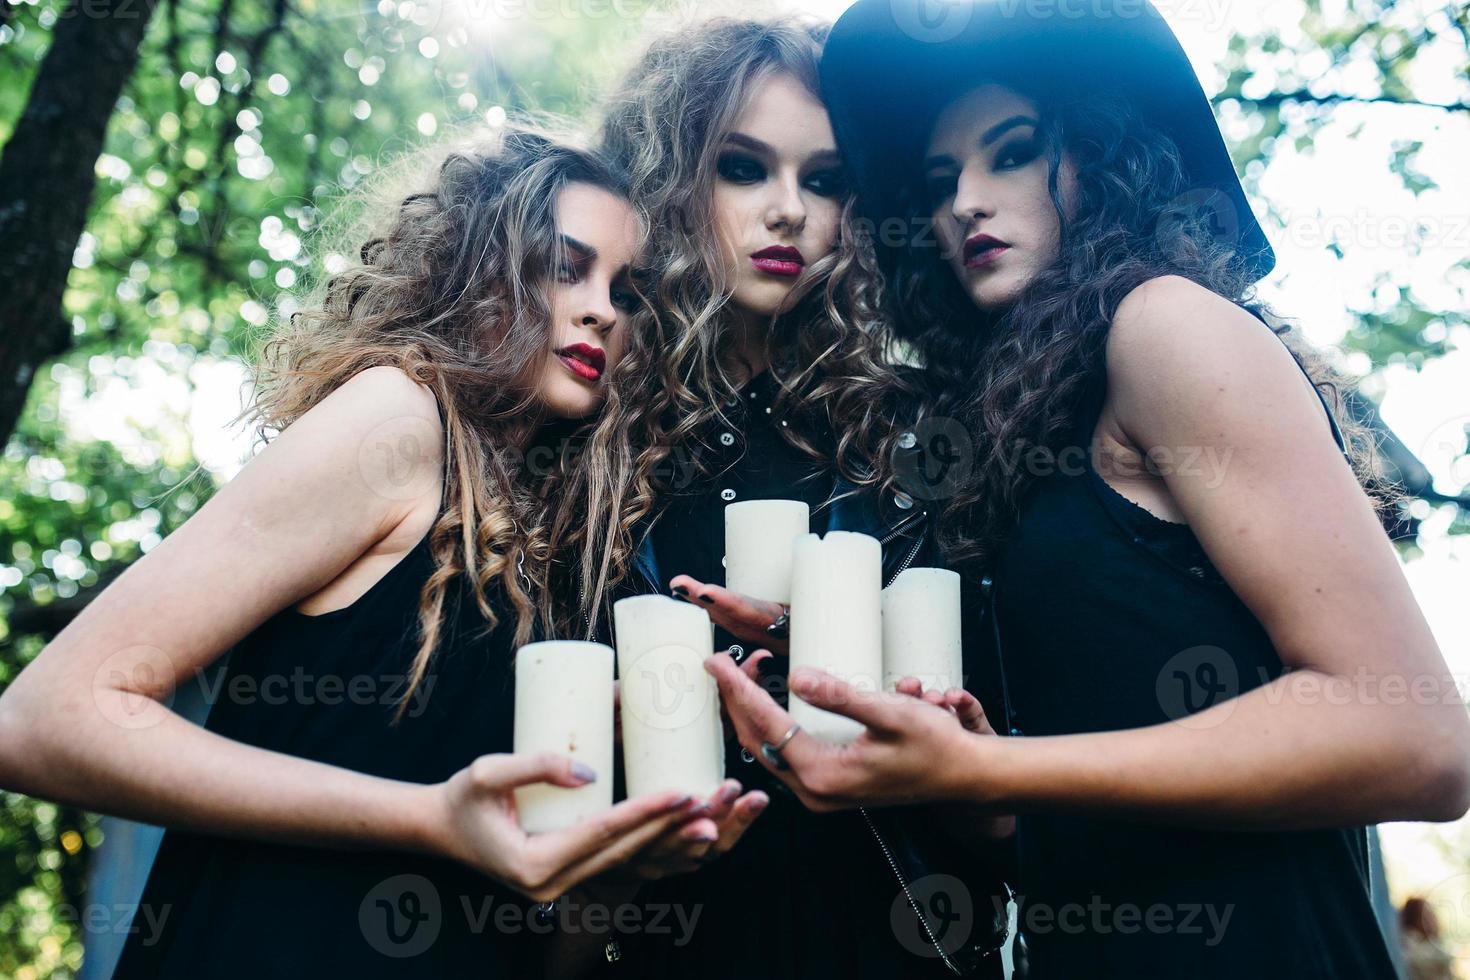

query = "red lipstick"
(751, 245), (805, 278)
(963, 233), (1010, 269)
(555, 342), (605, 383)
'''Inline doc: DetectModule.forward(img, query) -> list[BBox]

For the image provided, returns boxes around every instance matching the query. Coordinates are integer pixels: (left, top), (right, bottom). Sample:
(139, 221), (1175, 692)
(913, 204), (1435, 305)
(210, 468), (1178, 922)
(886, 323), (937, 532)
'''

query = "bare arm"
(708, 277), (1470, 830)
(0, 366), (700, 898)
(980, 275), (1469, 827)
(0, 365), (447, 843)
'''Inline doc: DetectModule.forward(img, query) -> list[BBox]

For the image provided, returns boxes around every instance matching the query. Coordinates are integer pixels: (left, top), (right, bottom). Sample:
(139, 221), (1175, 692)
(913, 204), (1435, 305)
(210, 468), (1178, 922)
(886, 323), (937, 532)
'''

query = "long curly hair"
(553, 16), (914, 634)
(247, 124), (642, 718)
(889, 86), (1385, 567)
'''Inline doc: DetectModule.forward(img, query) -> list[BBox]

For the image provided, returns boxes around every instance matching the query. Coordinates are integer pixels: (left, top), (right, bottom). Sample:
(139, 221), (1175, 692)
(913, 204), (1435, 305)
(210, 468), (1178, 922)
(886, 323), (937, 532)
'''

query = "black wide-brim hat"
(821, 0), (1276, 281)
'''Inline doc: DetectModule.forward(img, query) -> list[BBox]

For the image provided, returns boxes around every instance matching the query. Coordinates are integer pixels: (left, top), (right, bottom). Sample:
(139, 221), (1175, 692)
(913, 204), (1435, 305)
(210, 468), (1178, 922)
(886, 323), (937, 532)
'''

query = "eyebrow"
(561, 233), (639, 281)
(560, 234), (594, 260)
(923, 114), (1040, 170)
(723, 131), (841, 166)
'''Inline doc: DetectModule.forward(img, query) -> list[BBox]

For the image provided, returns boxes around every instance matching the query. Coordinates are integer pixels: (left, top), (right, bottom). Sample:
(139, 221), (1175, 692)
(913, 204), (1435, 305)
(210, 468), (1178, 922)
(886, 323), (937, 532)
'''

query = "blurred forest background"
(0, 0), (1467, 976)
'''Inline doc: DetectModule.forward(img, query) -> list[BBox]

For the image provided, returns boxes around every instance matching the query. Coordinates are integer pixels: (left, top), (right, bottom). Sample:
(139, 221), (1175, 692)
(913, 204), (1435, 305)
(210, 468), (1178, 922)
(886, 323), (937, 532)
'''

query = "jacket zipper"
(887, 532), (924, 585)
(878, 507), (928, 548)
(860, 806), (965, 974)
(578, 585), (594, 642)
(858, 505), (970, 973)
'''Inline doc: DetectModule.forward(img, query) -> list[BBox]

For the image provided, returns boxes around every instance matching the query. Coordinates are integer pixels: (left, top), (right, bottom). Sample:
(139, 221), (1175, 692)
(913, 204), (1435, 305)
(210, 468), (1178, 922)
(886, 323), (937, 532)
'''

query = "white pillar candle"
(788, 531), (883, 744)
(513, 641), (615, 833)
(614, 595), (724, 799)
(724, 499), (811, 603)
(882, 567), (963, 693)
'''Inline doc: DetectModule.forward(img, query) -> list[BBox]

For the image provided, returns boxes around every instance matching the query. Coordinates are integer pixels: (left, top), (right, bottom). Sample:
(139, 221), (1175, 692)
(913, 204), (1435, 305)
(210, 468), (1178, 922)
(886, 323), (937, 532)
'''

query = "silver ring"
(759, 724), (802, 771)
(765, 609), (791, 639)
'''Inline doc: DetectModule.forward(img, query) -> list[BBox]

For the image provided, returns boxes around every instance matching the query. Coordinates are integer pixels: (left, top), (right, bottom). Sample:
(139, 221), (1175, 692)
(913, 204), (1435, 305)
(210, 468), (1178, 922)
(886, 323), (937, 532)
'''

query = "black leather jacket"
(615, 467), (1011, 977)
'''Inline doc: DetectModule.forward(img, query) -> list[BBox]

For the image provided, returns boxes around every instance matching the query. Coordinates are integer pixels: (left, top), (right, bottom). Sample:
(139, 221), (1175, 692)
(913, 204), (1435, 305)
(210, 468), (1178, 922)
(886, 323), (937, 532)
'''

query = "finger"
(469, 752), (598, 791)
(895, 677), (925, 698)
(672, 577), (788, 649)
(738, 649), (773, 684)
(647, 782), (750, 868)
(668, 574), (708, 601)
(704, 654), (823, 774)
(710, 791), (769, 856)
(787, 668), (903, 735)
(945, 688), (993, 734)
(658, 822), (718, 866)
(629, 811), (718, 867)
(538, 793), (702, 894)
(647, 816), (719, 853)
(535, 790), (693, 861)
(645, 779), (735, 855)
(550, 795), (725, 894)
(704, 779), (743, 822)
(920, 689), (946, 709)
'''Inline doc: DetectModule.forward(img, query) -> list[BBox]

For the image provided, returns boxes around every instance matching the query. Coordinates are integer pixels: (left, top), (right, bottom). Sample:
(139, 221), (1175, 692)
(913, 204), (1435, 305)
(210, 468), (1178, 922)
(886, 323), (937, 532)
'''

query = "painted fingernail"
(571, 762), (598, 783)
(748, 795), (769, 813)
(671, 585), (689, 598)
(721, 784), (741, 803)
(698, 833), (719, 843)
(671, 794), (693, 808)
(697, 594), (715, 604)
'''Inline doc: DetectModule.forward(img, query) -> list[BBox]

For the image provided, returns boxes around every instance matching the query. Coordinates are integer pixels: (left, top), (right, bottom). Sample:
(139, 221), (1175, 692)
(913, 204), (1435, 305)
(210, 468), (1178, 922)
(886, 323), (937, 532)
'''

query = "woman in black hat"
(703, 1), (1470, 977)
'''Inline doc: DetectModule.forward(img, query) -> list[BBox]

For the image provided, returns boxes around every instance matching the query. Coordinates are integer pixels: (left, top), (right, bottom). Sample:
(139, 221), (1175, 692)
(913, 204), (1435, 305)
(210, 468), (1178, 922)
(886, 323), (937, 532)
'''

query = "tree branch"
(0, 0), (161, 448)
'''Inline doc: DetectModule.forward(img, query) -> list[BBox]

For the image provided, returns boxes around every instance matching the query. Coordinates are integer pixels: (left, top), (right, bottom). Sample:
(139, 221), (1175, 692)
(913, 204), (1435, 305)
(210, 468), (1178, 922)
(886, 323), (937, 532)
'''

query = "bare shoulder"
(1104, 275), (1322, 441)
(317, 365), (444, 540)
(1108, 275), (1281, 375)
(298, 366), (444, 482)
(241, 364), (445, 546)
(328, 364), (442, 428)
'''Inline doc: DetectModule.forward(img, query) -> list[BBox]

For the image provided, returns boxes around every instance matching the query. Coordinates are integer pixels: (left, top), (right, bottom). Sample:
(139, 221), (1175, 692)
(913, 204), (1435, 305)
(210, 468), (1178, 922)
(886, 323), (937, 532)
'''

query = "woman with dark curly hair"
(0, 125), (718, 977)
(706, 2), (1470, 978)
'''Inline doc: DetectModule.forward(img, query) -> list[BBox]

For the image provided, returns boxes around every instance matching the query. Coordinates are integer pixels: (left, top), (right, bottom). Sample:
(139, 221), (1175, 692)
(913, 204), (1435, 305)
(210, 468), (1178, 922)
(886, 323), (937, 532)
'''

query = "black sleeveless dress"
(967, 364), (1398, 978)
(112, 532), (541, 978)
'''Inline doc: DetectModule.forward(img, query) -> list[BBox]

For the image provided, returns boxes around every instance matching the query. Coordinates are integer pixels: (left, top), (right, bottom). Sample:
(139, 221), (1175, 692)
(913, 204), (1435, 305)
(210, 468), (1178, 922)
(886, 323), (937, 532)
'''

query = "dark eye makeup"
(994, 136), (1041, 170)
(610, 281), (639, 314)
(922, 128), (1043, 206)
(717, 149), (848, 200)
(716, 152), (766, 184)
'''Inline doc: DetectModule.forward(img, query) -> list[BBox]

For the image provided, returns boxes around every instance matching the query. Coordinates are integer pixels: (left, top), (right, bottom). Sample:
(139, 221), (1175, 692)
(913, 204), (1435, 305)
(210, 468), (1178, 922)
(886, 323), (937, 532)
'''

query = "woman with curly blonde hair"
(0, 126), (717, 977)
(550, 17), (1011, 978)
